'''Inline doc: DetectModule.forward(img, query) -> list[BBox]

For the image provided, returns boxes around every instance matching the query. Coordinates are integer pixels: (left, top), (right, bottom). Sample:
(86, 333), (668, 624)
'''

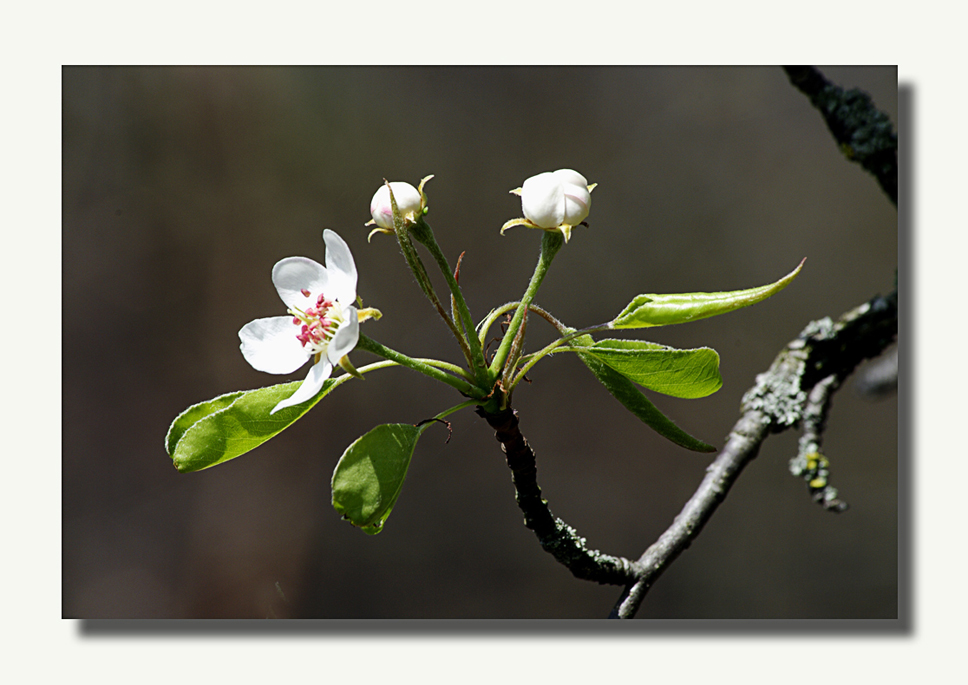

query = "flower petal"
(272, 257), (330, 309)
(370, 182), (422, 230)
(552, 169), (588, 187)
(327, 305), (360, 365)
(521, 172), (565, 229)
(270, 358), (333, 414)
(561, 185), (590, 225)
(323, 229), (358, 306)
(553, 169), (591, 225)
(239, 316), (311, 374)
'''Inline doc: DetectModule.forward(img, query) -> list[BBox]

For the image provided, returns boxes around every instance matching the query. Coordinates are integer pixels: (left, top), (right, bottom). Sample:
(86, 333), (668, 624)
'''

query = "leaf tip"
(171, 455), (194, 473)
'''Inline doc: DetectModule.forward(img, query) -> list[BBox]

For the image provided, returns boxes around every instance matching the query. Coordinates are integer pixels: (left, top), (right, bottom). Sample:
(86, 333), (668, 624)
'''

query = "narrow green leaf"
(331, 423), (426, 535)
(569, 334), (716, 453)
(581, 339), (722, 399)
(166, 378), (344, 473)
(612, 259), (805, 329)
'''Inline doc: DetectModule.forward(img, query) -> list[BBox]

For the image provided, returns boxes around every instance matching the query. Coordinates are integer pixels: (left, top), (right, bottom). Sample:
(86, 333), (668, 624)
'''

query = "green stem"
(395, 228), (475, 367)
(500, 309), (528, 392)
(477, 302), (519, 348)
(524, 303), (567, 331)
(410, 219), (488, 382)
(339, 358), (472, 385)
(506, 323), (612, 392)
(418, 358), (476, 382)
(478, 302), (566, 348)
(356, 333), (485, 399)
(343, 359), (398, 377)
(434, 399), (479, 421)
(488, 231), (564, 378)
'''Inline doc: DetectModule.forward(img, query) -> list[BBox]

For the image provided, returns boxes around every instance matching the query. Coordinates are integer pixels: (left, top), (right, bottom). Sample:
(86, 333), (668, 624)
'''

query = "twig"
(475, 406), (634, 586)
(610, 408), (772, 618)
(611, 288), (897, 618)
(791, 374), (850, 512)
(783, 66), (898, 206)
(477, 287), (896, 617)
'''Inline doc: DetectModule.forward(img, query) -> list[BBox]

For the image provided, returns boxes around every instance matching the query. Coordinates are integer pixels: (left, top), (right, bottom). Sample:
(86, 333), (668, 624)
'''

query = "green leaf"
(611, 259), (805, 329)
(331, 423), (427, 535)
(568, 333), (716, 453)
(580, 339), (722, 399)
(166, 378), (346, 473)
(165, 389), (247, 458)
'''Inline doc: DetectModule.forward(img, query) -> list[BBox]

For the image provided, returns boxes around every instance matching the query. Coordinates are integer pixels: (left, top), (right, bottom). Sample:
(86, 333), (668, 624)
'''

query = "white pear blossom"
(369, 181), (423, 230)
(239, 229), (362, 414)
(502, 169), (596, 243)
(522, 169), (591, 228)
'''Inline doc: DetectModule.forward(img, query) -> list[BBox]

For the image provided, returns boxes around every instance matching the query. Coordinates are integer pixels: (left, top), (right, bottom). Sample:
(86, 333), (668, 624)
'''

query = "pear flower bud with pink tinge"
(365, 177), (435, 241)
(502, 168), (596, 243)
(369, 181), (422, 230)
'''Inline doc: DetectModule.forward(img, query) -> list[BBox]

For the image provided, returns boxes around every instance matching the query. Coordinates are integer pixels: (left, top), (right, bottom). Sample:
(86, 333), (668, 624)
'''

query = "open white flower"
(239, 229), (362, 414)
(502, 169), (596, 243)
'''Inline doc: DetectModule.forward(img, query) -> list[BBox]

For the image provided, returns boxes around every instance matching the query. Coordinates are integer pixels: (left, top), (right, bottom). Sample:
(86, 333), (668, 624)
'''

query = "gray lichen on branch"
(793, 374), (849, 512)
(612, 287), (896, 617)
(478, 285), (897, 617)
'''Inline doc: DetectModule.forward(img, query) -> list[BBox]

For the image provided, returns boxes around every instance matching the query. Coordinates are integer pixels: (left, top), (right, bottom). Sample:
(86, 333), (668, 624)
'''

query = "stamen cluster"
(291, 289), (341, 354)
(238, 229), (361, 414)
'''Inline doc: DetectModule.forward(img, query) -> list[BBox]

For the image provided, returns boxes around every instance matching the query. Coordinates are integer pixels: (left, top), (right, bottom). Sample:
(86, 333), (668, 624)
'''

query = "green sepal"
(166, 378), (344, 473)
(331, 423), (428, 535)
(577, 339), (722, 399)
(611, 259), (805, 329)
(568, 333), (717, 453)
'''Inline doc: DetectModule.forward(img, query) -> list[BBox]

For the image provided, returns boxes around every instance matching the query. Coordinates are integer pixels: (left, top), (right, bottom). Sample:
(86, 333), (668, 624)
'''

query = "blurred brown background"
(63, 66), (898, 619)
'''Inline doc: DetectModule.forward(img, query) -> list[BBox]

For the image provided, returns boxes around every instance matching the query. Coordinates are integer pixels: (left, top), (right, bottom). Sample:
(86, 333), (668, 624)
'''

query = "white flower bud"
(369, 181), (423, 230)
(521, 169), (591, 229)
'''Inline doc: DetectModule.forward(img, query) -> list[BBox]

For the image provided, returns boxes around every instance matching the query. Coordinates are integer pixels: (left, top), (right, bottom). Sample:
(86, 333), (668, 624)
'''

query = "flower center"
(289, 289), (343, 356)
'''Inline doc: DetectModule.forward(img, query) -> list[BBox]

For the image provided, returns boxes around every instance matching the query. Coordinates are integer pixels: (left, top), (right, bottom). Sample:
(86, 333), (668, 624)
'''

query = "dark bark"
(475, 406), (634, 586)
(783, 66), (898, 206)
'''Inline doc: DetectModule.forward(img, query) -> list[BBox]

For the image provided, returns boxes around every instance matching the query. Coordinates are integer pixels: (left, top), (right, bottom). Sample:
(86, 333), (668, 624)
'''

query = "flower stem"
(395, 228), (475, 368)
(488, 231), (563, 378)
(356, 333), (486, 399)
(410, 219), (489, 384)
